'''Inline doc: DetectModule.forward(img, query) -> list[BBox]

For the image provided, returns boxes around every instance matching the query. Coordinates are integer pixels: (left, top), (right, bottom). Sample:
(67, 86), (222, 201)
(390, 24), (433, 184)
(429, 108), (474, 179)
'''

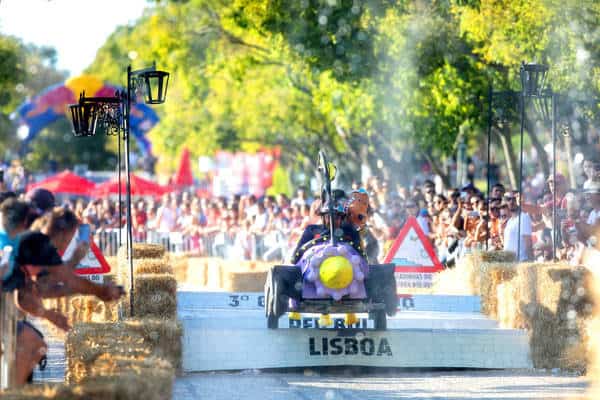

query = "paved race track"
(173, 368), (590, 400)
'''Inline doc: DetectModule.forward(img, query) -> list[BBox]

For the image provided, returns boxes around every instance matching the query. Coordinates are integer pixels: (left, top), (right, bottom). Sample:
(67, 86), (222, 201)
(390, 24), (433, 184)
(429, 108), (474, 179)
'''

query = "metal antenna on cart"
(318, 150), (337, 246)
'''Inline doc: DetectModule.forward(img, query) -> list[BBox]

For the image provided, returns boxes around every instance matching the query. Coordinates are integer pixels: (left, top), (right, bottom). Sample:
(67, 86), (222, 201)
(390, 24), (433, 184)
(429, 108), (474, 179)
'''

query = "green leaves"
(81, 0), (600, 184)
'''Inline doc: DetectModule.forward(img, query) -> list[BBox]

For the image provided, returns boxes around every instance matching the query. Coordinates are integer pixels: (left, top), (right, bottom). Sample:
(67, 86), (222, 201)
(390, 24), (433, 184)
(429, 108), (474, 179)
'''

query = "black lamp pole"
(551, 92), (557, 260)
(486, 62), (551, 261)
(517, 61), (550, 262)
(517, 83), (526, 261)
(125, 65), (135, 316)
(485, 84), (493, 250)
(69, 62), (169, 316)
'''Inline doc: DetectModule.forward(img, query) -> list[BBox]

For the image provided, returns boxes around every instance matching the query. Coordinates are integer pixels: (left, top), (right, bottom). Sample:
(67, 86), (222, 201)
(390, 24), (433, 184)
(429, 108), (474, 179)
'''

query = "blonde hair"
(30, 206), (79, 240)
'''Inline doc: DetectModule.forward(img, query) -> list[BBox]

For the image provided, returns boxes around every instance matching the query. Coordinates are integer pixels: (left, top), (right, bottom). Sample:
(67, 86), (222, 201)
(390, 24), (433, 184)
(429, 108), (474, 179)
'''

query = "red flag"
(173, 147), (194, 187)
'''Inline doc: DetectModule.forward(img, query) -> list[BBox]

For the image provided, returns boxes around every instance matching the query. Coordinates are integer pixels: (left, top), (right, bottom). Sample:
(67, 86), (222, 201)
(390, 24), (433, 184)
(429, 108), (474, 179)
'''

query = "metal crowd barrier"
(0, 291), (18, 390)
(95, 227), (291, 261)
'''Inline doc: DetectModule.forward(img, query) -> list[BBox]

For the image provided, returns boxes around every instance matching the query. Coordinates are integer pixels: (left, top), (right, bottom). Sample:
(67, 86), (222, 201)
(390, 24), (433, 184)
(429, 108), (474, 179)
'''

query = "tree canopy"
(9, 0), (600, 185)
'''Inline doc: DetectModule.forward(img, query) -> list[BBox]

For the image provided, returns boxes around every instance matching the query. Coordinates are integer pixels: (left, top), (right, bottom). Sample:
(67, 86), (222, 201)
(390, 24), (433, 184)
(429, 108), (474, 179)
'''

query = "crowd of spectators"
(0, 188), (124, 385)
(30, 155), (595, 266)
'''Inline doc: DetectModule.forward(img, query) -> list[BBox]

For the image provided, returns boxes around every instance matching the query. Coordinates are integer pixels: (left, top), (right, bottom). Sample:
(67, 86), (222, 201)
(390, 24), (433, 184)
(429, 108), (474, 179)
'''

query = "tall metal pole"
(517, 93), (525, 261)
(118, 122), (122, 248)
(125, 65), (135, 316)
(551, 92), (557, 261)
(485, 85), (493, 250)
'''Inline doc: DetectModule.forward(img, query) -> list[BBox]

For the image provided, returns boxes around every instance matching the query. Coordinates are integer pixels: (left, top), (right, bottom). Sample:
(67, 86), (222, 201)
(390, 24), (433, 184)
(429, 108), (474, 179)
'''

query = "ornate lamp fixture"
(68, 62), (170, 315)
(140, 70), (169, 104)
(520, 62), (548, 98)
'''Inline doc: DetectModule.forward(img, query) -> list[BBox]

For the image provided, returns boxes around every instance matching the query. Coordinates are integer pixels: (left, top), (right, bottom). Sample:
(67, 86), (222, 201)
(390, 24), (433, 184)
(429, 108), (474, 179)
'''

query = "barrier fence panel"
(96, 228), (122, 257)
(0, 292), (18, 390)
(94, 226), (293, 261)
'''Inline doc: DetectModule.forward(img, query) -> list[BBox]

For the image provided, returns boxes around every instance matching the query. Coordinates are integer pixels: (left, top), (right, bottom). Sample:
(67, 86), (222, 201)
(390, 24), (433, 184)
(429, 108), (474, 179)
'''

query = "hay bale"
(122, 318), (183, 370)
(134, 258), (173, 275)
(170, 254), (189, 282)
(0, 383), (76, 399)
(133, 274), (177, 319)
(495, 262), (595, 371)
(223, 269), (268, 292)
(206, 257), (224, 288)
(477, 250), (516, 263)
(104, 256), (117, 270)
(479, 262), (518, 317)
(185, 257), (208, 286)
(66, 318), (182, 383)
(117, 244), (166, 303)
(430, 255), (476, 295)
(117, 243), (166, 261)
(496, 280), (519, 328)
(68, 295), (119, 324)
(73, 370), (173, 400)
(68, 355), (175, 400)
(65, 323), (150, 384)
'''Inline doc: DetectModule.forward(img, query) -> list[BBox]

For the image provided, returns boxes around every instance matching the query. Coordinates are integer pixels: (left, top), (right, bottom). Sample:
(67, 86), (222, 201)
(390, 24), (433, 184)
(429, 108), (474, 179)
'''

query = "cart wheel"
(372, 310), (387, 331)
(271, 270), (287, 317)
(384, 283), (399, 316)
(267, 313), (279, 329)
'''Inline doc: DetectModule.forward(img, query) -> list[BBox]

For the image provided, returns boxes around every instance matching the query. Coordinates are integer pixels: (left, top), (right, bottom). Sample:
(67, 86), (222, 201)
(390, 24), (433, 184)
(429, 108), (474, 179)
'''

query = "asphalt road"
(173, 368), (590, 400)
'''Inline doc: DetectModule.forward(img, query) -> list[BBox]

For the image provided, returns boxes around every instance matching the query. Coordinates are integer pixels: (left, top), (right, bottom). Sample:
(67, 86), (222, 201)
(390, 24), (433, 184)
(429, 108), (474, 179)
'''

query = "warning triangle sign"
(62, 228), (111, 275)
(383, 217), (443, 273)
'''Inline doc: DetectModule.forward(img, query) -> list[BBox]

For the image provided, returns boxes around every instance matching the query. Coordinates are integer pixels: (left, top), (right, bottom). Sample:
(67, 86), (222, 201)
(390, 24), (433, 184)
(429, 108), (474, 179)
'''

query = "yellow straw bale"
(117, 243), (166, 261)
(206, 257), (224, 288)
(0, 383), (75, 399)
(133, 274), (177, 319)
(577, 247), (600, 397)
(122, 318), (183, 370)
(495, 262), (594, 370)
(496, 280), (519, 328)
(430, 254), (476, 295)
(477, 250), (516, 263)
(73, 354), (174, 400)
(185, 257), (208, 286)
(66, 323), (150, 383)
(134, 258), (173, 275)
(65, 318), (182, 383)
(73, 369), (174, 400)
(68, 295), (119, 324)
(170, 254), (189, 282)
(479, 262), (518, 317)
(223, 269), (269, 292)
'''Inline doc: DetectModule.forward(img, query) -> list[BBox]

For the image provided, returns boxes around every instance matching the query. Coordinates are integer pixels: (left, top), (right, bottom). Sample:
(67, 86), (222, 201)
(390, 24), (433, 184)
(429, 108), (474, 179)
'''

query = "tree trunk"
(524, 117), (550, 179)
(494, 126), (518, 189)
(423, 151), (451, 188)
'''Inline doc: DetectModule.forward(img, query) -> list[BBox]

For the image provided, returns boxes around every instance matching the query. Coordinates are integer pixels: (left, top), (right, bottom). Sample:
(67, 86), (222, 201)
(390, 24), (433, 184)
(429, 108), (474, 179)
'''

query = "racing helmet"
(319, 189), (347, 216)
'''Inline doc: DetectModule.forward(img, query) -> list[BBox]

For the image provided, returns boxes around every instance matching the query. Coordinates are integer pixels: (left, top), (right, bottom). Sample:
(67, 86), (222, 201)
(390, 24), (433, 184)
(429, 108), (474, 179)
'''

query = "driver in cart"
(264, 151), (397, 330)
(290, 189), (366, 265)
(287, 188), (375, 327)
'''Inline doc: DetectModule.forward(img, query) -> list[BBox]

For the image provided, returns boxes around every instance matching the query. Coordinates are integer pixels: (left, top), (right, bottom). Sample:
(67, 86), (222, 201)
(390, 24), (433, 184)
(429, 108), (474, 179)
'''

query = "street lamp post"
(518, 62), (554, 261)
(69, 63), (169, 315)
(486, 88), (518, 250)
(486, 62), (556, 260)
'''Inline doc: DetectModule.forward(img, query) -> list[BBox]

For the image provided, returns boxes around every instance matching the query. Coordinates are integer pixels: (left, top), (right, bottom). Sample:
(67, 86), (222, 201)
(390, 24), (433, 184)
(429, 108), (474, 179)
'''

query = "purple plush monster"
(296, 242), (369, 300)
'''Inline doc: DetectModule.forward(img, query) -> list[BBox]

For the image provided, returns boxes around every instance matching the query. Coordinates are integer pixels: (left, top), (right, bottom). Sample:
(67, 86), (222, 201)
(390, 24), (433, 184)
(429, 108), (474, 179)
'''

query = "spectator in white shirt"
(503, 192), (533, 261)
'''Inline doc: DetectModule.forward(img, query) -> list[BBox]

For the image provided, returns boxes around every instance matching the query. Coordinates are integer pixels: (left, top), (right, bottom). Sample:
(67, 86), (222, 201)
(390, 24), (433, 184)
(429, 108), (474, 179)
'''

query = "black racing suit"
(290, 223), (365, 264)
